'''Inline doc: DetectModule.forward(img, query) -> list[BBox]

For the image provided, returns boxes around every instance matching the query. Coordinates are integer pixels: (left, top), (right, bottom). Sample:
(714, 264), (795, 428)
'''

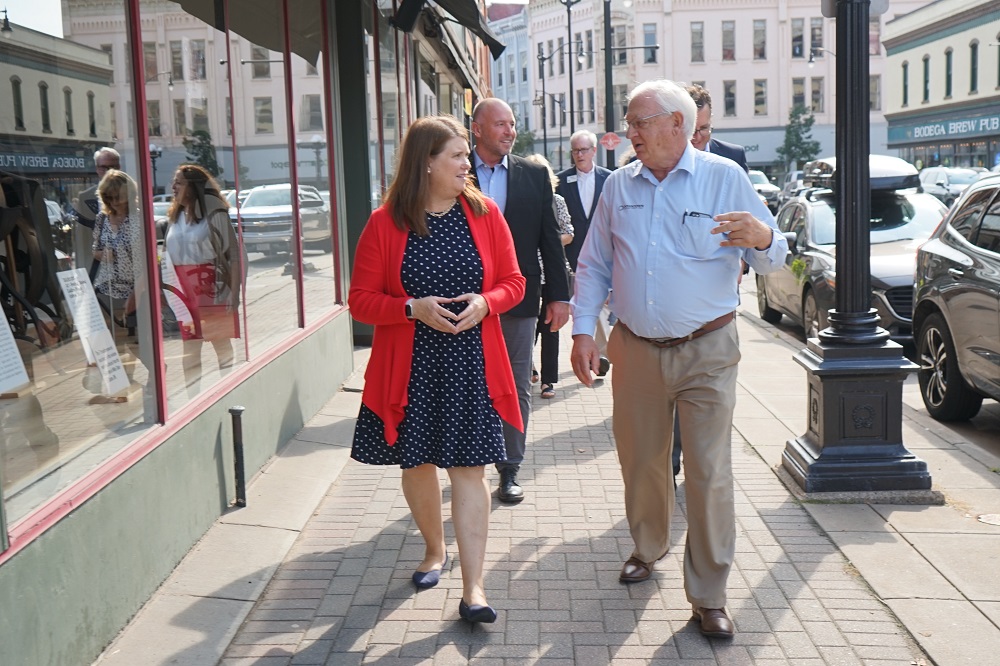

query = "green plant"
(775, 105), (821, 172)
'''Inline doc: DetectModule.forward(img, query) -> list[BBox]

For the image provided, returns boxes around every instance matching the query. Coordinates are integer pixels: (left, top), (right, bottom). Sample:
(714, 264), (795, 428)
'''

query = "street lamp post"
(297, 134), (327, 189)
(601, 0), (651, 169)
(548, 94), (567, 170)
(144, 71), (174, 91)
(537, 41), (582, 166)
(560, 0), (582, 133)
(808, 47), (836, 68)
(148, 143), (162, 195)
(780, 0), (931, 495)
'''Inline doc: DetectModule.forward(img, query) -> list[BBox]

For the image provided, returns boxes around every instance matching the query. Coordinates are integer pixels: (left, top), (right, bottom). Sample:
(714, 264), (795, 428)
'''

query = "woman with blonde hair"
(93, 169), (141, 331)
(524, 154), (573, 399)
(349, 114), (525, 623)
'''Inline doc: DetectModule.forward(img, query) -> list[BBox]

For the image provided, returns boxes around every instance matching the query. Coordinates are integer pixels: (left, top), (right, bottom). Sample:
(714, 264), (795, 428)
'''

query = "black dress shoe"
(597, 356), (611, 377)
(459, 599), (497, 623)
(498, 468), (524, 504)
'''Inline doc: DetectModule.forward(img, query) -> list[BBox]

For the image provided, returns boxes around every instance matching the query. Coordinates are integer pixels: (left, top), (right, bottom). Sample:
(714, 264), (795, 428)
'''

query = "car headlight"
(821, 268), (836, 289)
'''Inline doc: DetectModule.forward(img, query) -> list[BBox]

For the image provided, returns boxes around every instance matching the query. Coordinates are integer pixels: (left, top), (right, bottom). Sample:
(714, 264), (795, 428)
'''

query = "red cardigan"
(349, 196), (526, 445)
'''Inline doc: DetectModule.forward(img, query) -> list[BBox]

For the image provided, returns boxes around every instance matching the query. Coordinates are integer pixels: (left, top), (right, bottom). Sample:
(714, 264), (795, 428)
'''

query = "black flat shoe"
(459, 599), (497, 623)
(412, 553), (448, 589)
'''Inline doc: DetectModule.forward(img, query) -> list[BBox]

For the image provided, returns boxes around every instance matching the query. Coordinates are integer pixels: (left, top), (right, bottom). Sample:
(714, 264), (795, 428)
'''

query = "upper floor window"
(64, 87), (74, 135)
(251, 45), (270, 79)
(945, 48), (953, 98)
(754, 79), (767, 116)
(612, 27), (627, 65)
(902, 62), (909, 106)
(586, 30), (594, 69)
(143, 42), (158, 78)
(575, 32), (583, 71)
(812, 77), (825, 113)
(969, 41), (979, 93)
(722, 21), (735, 61)
(753, 20), (766, 60)
(643, 24), (657, 64)
(547, 40), (554, 76)
(870, 75), (881, 111)
(810, 17), (824, 55)
(170, 41), (184, 81)
(521, 50), (528, 82)
(792, 77), (805, 108)
(190, 40), (206, 80)
(10, 76), (24, 130)
(723, 80), (736, 116)
(869, 16), (881, 56)
(147, 99), (161, 136)
(558, 37), (565, 75)
(691, 22), (704, 63)
(101, 44), (114, 83)
(922, 55), (930, 103)
(792, 18), (804, 58)
(87, 91), (96, 137)
(39, 82), (51, 133)
(254, 97), (273, 134)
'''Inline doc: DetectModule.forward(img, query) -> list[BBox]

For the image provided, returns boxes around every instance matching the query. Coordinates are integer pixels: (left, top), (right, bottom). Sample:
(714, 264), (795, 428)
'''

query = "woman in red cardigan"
(349, 114), (525, 623)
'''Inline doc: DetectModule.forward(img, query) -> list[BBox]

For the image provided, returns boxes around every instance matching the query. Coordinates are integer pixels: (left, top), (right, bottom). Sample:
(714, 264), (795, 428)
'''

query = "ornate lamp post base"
(782, 337), (931, 493)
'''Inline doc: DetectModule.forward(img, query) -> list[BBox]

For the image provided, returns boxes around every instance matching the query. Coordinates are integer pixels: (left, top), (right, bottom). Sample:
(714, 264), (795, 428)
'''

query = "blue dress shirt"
(572, 143), (787, 340)
(473, 152), (509, 213)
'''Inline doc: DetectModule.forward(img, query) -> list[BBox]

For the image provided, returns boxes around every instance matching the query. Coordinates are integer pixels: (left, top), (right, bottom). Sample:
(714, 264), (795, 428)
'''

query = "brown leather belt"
(622, 312), (735, 349)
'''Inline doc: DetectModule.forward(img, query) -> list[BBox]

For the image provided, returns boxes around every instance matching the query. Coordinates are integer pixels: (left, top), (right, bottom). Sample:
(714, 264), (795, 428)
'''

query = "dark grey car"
(913, 174), (1000, 421)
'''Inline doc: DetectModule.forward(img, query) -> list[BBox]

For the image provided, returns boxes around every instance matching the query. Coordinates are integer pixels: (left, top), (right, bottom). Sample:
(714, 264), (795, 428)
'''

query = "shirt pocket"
(678, 210), (721, 259)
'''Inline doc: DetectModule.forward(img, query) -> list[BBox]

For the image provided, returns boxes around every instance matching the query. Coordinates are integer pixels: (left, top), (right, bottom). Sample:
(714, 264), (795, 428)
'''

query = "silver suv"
(231, 183), (330, 255)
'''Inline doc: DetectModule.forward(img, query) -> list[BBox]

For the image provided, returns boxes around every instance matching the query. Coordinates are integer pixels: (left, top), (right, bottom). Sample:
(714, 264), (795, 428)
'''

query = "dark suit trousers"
(498, 314), (536, 471)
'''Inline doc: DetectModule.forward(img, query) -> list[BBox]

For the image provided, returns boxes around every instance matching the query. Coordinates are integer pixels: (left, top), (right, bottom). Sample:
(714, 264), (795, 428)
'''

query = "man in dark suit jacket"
(556, 130), (612, 374)
(686, 84), (749, 173)
(471, 98), (570, 504)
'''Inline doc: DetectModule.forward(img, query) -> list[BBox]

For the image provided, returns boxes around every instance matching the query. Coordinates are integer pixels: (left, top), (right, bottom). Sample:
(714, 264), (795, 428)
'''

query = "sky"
(5, 0), (63, 37)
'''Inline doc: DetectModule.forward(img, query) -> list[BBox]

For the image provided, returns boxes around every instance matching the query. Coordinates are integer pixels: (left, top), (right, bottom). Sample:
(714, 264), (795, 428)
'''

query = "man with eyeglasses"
(556, 131), (612, 376)
(686, 84), (748, 173)
(570, 79), (786, 640)
(73, 147), (122, 278)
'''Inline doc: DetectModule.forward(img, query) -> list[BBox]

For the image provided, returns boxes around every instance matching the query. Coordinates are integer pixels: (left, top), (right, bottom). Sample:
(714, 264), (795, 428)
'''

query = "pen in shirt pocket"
(683, 209), (714, 220)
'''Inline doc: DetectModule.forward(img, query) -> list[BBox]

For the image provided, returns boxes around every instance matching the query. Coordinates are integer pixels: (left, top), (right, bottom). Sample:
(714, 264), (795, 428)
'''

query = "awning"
(392, 0), (506, 60)
(175, 0), (323, 67)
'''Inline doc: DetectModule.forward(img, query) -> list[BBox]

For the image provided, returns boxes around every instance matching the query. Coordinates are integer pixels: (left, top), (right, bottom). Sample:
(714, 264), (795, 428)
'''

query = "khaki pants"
(608, 320), (739, 610)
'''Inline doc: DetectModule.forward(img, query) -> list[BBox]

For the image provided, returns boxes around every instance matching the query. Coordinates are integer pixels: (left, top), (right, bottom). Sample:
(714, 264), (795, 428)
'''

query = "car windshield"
(243, 189), (291, 207)
(810, 191), (945, 246)
(153, 202), (170, 217)
(749, 172), (769, 186)
(946, 170), (979, 185)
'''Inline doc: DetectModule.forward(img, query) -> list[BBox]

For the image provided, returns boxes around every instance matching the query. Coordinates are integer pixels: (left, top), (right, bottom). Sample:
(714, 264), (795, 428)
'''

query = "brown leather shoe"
(692, 607), (735, 638)
(619, 556), (653, 583)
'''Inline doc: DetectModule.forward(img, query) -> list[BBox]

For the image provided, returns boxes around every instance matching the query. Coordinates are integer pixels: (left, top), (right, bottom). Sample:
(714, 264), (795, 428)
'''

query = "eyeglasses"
(570, 146), (595, 155)
(693, 124), (713, 137)
(96, 163), (119, 171)
(622, 111), (669, 132)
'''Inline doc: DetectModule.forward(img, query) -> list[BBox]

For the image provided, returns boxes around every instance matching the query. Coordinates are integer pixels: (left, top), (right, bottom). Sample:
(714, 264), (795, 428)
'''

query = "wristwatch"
(405, 300), (414, 319)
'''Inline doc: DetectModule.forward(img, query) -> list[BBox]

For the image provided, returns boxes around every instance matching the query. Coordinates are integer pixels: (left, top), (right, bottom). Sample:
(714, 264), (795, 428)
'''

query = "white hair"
(569, 129), (597, 148)
(627, 80), (697, 138)
(94, 147), (121, 163)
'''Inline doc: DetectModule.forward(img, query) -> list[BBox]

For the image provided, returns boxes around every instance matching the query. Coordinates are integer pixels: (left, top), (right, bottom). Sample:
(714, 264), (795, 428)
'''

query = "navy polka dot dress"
(351, 203), (507, 469)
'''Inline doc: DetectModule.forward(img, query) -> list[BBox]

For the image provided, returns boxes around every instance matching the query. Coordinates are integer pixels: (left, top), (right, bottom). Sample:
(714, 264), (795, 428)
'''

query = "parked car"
(912, 173), (1000, 421)
(230, 183), (330, 254)
(919, 166), (979, 207)
(749, 170), (780, 212)
(756, 155), (947, 341)
(777, 169), (804, 207)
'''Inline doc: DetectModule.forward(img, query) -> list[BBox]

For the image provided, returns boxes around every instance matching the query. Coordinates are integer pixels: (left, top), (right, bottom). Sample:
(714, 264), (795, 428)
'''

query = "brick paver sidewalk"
(219, 323), (929, 665)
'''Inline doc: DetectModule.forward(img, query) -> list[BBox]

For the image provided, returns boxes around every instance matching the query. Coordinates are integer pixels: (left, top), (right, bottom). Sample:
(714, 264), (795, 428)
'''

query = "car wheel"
(756, 275), (782, 324)
(802, 290), (824, 339)
(916, 313), (983, 421)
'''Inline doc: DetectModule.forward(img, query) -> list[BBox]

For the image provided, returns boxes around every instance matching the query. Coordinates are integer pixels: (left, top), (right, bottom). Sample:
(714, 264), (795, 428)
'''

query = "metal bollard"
(229, 405), (247, 507)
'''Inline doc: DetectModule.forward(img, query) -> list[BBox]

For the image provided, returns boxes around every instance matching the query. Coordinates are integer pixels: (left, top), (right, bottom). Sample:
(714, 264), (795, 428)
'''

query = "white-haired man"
(570, 79), (787, 639)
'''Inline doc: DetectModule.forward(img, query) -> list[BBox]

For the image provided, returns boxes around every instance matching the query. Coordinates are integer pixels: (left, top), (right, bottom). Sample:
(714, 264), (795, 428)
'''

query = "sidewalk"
(93, 292), (1000, 666)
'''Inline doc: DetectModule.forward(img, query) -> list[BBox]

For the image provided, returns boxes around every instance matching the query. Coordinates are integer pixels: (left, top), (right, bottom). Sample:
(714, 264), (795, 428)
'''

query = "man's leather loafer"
(498, 468), (524, 504)
(692, 607), (735, 638)
(619, 556), (653, 583)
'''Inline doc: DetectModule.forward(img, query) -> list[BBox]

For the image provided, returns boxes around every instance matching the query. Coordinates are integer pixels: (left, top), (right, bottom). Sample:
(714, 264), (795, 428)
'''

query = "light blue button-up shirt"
(473, 152), (509, 213)
(572, 143), (787, 339)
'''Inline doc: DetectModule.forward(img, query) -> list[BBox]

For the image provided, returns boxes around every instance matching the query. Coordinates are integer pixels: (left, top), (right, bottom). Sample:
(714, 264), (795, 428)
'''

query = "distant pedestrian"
(348, 114), (525, 624)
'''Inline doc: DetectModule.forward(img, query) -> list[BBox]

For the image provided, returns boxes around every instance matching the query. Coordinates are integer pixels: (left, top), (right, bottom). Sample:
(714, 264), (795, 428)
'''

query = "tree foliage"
(775, 105), (821, 171)
(183, 130), (223, 177)
(512, 128), (536, 157)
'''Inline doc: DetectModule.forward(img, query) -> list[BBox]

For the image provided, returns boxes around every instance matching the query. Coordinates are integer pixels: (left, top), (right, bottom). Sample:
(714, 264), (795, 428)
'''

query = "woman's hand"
(409, 296), (463, 334)
(451, 293), (489, 333)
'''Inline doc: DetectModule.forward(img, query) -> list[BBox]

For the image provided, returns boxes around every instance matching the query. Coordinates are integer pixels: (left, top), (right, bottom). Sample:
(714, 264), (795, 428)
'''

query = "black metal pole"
(229, 405), (247, 507)
(539, 56), (548, 162)
(603, 0), (615, 169)
(562, 0), (577, 134)
(820, 0), (886, 346)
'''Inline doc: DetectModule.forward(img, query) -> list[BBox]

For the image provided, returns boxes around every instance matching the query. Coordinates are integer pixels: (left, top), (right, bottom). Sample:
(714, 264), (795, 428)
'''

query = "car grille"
(884, 287), (913, 318)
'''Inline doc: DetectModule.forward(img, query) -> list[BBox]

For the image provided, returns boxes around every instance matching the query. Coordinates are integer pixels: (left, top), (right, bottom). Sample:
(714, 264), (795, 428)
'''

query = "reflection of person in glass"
(348, 115), (525, 624)
(165, 165), (241, 394)
(93, 170), (140, 333)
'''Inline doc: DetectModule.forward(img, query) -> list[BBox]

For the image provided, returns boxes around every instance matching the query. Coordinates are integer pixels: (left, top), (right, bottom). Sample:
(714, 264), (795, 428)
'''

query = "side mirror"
(782, 231), (799, 252)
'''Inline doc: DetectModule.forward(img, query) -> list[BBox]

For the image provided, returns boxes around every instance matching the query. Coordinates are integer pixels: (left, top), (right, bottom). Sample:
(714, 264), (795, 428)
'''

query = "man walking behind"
(570, 79), (786, 638)
(471, 99), (570, 504)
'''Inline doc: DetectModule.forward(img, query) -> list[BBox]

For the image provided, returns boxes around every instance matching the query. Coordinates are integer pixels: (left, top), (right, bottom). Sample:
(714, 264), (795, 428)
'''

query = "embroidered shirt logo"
(618, 204), (645, 211)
